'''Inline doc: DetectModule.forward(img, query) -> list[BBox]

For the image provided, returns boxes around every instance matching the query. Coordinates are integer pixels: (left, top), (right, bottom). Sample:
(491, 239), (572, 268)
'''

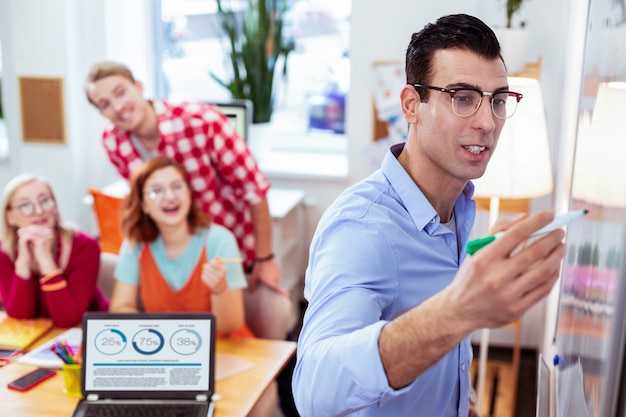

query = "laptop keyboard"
(84, 403), (205, 417)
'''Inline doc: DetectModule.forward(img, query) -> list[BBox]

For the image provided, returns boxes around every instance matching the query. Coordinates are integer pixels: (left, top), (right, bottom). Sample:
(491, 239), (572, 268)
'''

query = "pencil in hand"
(213, 257), (242, 264)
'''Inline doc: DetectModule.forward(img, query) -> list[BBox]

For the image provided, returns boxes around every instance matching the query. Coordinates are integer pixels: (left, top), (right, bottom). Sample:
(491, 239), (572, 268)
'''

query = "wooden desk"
(214, 337), (295, 416)
(0, 327), (296, 417)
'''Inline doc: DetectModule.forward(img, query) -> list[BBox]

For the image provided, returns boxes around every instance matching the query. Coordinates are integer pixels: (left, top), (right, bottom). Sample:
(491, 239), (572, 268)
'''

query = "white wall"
(348, 1), (482, 183)
(0, 0), (153, 229)
(0, 0), (87, 227)
(0, 0), (579, 351)
(0, 0), (158, 234)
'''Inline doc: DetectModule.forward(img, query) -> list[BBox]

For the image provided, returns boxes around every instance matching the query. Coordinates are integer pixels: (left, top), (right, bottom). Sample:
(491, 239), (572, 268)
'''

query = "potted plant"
(498, 0), (530, 73)
(211, 0), (295, 124)
(505, 0), (525, 28)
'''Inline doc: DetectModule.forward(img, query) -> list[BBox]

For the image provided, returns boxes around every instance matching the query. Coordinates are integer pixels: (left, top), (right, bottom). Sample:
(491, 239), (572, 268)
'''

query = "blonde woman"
(0, 174), (109, 328)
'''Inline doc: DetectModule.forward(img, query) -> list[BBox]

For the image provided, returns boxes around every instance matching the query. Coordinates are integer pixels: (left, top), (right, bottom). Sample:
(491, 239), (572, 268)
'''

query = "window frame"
(152, 0), (350, 164)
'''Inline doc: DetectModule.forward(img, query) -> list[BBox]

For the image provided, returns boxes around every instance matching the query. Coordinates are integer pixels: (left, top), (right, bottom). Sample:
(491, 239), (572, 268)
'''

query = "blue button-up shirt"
(293, 144), (476, 417)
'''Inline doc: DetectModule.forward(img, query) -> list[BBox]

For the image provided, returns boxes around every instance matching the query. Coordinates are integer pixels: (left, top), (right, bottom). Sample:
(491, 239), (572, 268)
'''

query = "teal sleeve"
(113, 240), (142, 286)
(205, 225), (248, 290)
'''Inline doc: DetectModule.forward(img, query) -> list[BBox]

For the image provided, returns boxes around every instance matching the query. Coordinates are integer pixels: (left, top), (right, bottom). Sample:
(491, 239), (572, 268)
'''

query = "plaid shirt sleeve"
(161, 102), (270, 205)
(101, 126), (143, 180)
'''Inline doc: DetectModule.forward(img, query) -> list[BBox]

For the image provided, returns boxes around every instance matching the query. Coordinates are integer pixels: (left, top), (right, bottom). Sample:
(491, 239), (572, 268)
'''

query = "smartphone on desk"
(7, 367), (56, 391)
(0, 348), (20, 361)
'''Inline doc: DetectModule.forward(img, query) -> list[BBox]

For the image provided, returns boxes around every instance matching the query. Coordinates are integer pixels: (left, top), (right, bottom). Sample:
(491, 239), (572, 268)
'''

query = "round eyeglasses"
(413, 84), (523, 120)
(144, 181), (188, 202)
(10, 197), (57, 217)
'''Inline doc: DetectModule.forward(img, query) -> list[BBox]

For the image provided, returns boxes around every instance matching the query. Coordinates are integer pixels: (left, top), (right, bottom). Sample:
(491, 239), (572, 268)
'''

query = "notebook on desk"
(0, 316), (53, 351)
(18, 327), (82, 368)
(71, 312), (215, 417)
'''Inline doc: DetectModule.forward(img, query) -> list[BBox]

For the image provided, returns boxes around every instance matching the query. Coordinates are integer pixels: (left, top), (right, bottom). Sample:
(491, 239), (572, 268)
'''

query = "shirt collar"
(150, 99), (170, 123)
(380, 143), (475, 232)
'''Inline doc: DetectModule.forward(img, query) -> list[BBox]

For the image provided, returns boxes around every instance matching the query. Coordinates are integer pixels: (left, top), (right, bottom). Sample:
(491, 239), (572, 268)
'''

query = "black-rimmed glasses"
(10, 197), (57, 217)
(413, 84), (523, 119)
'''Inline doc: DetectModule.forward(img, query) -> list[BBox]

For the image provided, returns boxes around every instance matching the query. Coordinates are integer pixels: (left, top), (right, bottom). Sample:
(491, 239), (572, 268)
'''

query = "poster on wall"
(19, 76), (65, 144)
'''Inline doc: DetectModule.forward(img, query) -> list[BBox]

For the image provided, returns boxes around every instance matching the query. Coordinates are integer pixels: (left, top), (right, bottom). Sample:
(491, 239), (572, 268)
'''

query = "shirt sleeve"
(101, 128), (133, 180)
(293, 216), (411, 416)
(41, 232), (102, 328)
(101, 126), (149, 180)
(205, 225), (247, 290)
(199, 104), (270, 204)
(0, 243), (38, 319)
(114, 240), (142, 286)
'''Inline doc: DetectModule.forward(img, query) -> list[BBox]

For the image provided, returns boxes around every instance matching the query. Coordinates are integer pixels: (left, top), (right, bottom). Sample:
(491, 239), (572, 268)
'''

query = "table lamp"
(471, 77), (554, 414)
(572, 81), (626, 207)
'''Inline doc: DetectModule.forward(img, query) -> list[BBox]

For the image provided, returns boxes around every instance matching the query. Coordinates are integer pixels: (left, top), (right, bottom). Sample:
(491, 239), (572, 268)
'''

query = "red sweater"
(0, 231), (109, 328)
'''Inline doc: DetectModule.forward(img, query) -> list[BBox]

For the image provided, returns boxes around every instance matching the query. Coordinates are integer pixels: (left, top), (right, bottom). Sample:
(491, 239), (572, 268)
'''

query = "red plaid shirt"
(101, 99), (270, 269)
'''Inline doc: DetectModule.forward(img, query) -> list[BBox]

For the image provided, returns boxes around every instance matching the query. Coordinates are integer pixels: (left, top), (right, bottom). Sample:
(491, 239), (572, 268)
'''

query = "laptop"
(71, 312), (215, 417)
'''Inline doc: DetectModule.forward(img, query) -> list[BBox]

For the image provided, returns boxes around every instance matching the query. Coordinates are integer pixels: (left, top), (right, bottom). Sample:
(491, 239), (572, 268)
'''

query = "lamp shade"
(572, 82), (626, 207)
(473, 77), (553, 199)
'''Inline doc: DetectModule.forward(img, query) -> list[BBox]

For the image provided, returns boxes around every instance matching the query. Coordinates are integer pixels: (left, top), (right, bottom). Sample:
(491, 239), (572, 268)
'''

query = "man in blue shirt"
(293, 14), (566, 417)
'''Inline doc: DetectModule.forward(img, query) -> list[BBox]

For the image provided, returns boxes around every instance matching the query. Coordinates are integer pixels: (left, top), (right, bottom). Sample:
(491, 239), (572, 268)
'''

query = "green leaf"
(215, 0), (292, 123)
(505, 0), (526, 28)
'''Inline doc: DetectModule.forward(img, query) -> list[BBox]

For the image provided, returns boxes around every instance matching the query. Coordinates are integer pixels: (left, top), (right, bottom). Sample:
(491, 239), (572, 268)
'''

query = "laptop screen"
(81, 312), (215, 400)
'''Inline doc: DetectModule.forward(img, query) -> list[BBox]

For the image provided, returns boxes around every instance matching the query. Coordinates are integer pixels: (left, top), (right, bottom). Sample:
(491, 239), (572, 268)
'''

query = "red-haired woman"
(110, 156), (280, 416)
(109, 156), (252, 338)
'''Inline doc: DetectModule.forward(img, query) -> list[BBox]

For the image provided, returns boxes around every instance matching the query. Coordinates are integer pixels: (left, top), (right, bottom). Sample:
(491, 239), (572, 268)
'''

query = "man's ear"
(135, 80), (144, 95)
(400, 85), (420, 124)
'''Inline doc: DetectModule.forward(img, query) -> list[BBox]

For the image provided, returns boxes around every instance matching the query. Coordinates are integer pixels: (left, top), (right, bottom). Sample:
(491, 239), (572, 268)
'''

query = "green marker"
(466, 209), (588, 255)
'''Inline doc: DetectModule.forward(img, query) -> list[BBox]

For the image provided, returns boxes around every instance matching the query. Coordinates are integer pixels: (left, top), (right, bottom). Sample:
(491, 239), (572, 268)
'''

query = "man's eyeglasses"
(144, 181), (188, 202)
(412, 84), (523, 120)
(10, 197), (57, 217)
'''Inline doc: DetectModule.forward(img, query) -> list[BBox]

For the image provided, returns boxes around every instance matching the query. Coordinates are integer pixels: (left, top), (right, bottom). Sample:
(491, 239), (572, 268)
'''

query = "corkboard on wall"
(19, 77), (65, 144)
(372, 61), (404, 142)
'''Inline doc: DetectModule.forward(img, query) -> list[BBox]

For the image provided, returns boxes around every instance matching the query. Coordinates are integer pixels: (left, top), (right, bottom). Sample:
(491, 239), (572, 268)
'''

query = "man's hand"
(468, 405), (481, 417)
(487, 212), (527, 235)
(249, 258), (289, 296)
(450, 210), (566, 330)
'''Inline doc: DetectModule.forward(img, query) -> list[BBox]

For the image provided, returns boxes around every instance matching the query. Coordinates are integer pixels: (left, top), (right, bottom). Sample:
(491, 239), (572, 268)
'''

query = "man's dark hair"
(406, 14), (503, 101)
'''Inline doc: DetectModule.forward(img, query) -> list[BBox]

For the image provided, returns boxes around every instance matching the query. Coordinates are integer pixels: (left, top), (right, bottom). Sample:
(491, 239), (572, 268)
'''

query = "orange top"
(139, 243), (254, 338)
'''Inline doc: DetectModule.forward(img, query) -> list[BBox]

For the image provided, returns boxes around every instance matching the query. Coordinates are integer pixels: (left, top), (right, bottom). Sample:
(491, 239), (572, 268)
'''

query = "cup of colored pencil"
(52, 340), (82, 397)
(50, 340), (80, 365)
(61, 363), (82, 397)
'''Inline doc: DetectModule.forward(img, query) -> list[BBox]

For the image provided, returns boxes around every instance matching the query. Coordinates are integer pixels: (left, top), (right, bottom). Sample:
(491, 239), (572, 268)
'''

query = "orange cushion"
(88, 188), (123, 254)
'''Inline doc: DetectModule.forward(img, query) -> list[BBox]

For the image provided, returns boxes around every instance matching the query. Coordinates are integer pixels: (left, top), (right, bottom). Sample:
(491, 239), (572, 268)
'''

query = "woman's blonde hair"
(1, 174), (71, 260)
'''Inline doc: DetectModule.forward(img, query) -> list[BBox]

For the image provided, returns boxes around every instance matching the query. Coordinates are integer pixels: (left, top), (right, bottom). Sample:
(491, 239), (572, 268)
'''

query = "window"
(154, 0), (350, 148)
(0, 38), (7, 161)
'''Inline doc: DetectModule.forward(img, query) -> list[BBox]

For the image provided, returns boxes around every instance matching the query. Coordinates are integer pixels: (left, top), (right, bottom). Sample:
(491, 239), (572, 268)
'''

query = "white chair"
(97, 252), (118, 300)
(88, 188), (124, 254)
(244, 284), (292, 340)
